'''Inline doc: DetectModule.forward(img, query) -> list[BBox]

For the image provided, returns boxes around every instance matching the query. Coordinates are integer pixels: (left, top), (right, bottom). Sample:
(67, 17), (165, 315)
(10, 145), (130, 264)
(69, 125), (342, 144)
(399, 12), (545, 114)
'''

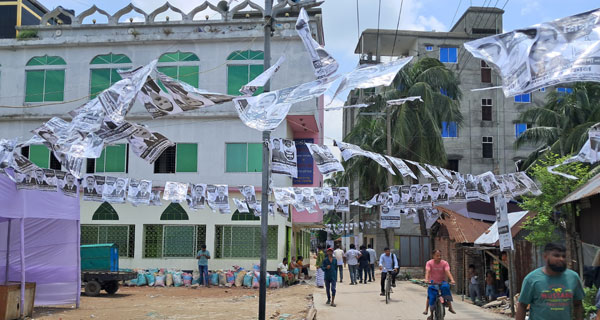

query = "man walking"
(322, 248), (338, 307)
(367, 244), (376, 282)
(345, 244), (361, 285)
(196, 244), (210, 288)
(379, 248), (398, 296)
(358, 245), (370, 284)
(516, 243), (584, 320)
(333, 245), (345, 283)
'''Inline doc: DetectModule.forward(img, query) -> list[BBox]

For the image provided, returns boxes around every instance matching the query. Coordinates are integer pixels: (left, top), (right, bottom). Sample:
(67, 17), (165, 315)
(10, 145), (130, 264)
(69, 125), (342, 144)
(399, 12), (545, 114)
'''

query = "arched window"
(160, 203), (189, 220)
(157, 51), (199, 88)
(226, 50), (264, 96)
(92, 202), (119, 220)
(25, 55), (66, 103)
(89, 53), (132, 99)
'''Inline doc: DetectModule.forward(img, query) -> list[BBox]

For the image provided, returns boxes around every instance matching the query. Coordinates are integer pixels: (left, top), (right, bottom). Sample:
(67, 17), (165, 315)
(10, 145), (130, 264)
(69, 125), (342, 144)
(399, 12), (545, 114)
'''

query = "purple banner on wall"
(293, 138), (314, 185)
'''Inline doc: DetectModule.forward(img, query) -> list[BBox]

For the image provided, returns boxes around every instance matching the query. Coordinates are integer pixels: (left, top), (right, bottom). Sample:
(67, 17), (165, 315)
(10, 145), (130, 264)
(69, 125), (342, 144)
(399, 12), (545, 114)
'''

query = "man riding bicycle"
(424, 249), (456, 319)
(379, 247), (398, 296)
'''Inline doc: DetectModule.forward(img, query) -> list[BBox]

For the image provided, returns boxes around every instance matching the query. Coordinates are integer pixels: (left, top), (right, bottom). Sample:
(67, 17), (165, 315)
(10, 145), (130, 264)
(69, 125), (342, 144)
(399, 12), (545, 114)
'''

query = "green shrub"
(583, 285), (598, 318)
(17, 30), (38, 39)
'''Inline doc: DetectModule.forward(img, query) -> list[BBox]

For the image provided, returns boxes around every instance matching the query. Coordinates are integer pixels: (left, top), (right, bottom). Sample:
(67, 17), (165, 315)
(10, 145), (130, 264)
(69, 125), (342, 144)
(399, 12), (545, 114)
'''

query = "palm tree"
(338, 57), (463, 196)
(514, 82), (600, 170)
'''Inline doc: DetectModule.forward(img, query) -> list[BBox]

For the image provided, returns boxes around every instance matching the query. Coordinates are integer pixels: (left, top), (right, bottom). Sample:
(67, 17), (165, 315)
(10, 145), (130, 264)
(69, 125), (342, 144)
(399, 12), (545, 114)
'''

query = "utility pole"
(258, 2), (272, 320)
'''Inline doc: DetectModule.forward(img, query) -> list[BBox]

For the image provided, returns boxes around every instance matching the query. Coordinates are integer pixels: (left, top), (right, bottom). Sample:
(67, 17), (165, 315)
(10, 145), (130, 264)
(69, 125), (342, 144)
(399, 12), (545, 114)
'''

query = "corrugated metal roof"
(435, 207), (492, 244)
(558, 172), (600, 205)
(474, 211), (537, 246)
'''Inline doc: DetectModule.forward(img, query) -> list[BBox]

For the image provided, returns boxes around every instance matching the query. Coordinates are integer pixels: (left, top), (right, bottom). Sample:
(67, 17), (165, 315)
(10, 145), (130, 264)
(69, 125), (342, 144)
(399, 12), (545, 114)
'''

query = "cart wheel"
(104, 281), (119, 295)
(85, 281), (102, 297)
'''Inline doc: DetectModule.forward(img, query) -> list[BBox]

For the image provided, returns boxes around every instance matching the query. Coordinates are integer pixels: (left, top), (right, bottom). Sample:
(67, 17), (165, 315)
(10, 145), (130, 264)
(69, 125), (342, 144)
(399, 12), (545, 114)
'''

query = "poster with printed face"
(127, 179), (152, 206)
(305, 143), (344, 175)
(508, 173), (528, 196)
(493, 194), (514, 251)
(149, 190), (162, 206)
(163, 181), (188, 203)
(515, 172), (543, 196)
(479, 171), (502, 197)
(335, 187), (349, 212)
(271, 138), (298, 178)
(296, 8), (338, 79)
(253, 201), (275, 217)
(188, 183), (207, 210)
(239, 185), (257, 208)
(464, 8), (600, 97)
(425, 164), (449, 183)
(15, 171), (33, 190)
(435, 182), (450, 204)
(405, 160), (434, 180)
(139, 73), (235, 119)
(405, 184), (420, 208)
(96, 120), (137, 144)
(240, 56), (286, 96)
(299, 188), (318, 213)
(207, 184), (230, 214)
(388, 186), (402, 207)
(335, 141), (396, 176)
(40, 169), (57, 192)
(450, 174), (467, 203)
(316, 187), (335, 210)
(31, 168), (49, 190)
(127, 124), (175, 164)
(425, 208), (441, 229)
(465, 174), (480, 201)
(102, 177), (128, 203)
(380, 205), (401, 229)
(57, 171), (78, 197)
(13, 153), (36, 174)
(83, 174), (100, 201)
(418, 184), (433, 208)
(278, 203), (290, 218)
(495, 175), (513, 199)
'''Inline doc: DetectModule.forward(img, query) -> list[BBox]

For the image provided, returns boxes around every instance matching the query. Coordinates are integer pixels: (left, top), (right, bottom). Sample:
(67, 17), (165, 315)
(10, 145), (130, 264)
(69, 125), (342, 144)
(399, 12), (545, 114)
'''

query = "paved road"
(313, 270), (508, 320)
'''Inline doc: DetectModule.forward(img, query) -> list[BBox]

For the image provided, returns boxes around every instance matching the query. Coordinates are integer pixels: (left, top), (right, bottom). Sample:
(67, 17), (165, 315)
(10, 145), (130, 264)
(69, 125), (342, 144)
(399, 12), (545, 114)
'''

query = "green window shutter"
(176, 143), (197, 172)
(227, 65), (248, 95)
(247, 143), (262, 172)
(157, 66), (177, 79)
(95, 149), (106, 173)
(267, 226), (278, 259)
(178, 66), (199, 88)
(90, 68), (111, 99)
(29, 145), (49, 168)
(226, 143), (247, 172)
(249, 65), (264, 95)
(143, 225), (163, 258)
(44, 70), (65, 101)
(104, 144), (126, 172)
(80, 226), (98, 245)
(111, 68), (122, 85)
(25, 70), (44, 102)
(163, 225), (195, 257)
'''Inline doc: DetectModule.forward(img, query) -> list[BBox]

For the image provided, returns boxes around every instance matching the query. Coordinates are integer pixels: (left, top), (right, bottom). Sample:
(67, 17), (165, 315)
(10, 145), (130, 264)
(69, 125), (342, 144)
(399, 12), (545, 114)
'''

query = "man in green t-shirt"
(516, 243), (584, 320)
(196, 244), (210, 288)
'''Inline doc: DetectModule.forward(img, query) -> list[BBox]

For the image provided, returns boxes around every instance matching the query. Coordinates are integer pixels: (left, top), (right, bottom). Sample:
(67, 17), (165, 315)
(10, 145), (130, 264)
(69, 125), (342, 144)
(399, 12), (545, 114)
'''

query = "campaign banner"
(306, 142), (344, 176)
(271, 138), (298, 178)
(380, 205), (401, 229)
(102, 176), (128, 203)
(295, 8), (338, 79)
(494, 194), (514, 251)
(127, 179), (152, 206)
(294, 139), (316, 184)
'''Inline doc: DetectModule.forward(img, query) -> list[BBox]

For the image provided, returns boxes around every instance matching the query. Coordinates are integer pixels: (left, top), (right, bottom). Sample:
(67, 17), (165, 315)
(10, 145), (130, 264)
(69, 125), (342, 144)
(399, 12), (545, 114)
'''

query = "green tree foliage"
(583, 286), (598, 318)
(336, 58), (463, 197)
(520, 154), (590, 246)
(515, 82), (600, 170)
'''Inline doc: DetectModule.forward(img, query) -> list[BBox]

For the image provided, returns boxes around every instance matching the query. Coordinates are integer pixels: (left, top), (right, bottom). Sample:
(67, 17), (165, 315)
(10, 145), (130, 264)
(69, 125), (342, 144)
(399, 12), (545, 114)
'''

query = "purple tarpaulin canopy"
(0, 173), (80, 310)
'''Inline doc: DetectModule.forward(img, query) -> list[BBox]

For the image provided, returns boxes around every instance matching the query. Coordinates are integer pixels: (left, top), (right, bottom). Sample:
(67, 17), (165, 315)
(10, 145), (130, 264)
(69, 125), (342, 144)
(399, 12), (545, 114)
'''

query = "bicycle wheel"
(385, 277), (391, 304)
(434, 299), (444, 320)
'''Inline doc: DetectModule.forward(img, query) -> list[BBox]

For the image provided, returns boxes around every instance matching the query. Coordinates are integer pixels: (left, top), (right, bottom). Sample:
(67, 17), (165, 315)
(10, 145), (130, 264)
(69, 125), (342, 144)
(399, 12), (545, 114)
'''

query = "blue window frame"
(514, 93), (531, 103)
(557, 87), (573, 94)
(441, 121), (458, 138)
(539, 87), (545, 92)
(440, 47), (457, 63)
(440, 88), (448, 96)
(425, 45), (433, 51)
(515, 123), (530, 137)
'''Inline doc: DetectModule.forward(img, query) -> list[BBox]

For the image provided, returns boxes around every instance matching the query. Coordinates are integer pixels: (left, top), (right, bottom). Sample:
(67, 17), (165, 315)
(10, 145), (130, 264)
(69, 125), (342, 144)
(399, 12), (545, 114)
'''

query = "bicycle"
(383, 269), (396, 304)
(429, 282), (452, 320)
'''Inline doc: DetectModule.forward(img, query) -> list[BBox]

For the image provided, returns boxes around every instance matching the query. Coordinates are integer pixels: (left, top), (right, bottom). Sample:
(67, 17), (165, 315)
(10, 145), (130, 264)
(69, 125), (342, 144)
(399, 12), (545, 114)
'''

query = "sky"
(37, 0), (599, 144)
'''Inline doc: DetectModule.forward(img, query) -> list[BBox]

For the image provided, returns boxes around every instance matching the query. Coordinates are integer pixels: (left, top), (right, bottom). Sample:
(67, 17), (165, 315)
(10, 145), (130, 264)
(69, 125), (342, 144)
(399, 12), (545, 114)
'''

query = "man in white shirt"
(367, 244), (377, 282)
(345, 244), (361, 285)
(333, 246), (345, 283)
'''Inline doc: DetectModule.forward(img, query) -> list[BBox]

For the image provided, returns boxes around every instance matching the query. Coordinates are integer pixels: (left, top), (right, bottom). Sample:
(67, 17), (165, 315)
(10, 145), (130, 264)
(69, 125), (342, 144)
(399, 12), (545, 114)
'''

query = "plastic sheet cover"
(332, 187), (349, 212)
(240, 56), (286, 96)
(335, 140), (396, 176)
(273, 187), (296, 206)
(32, 117), (104, 159)
(139, 72), (235, 118)
(234, 75), (340, 131)
(314, 187), (335, 210)
(127, 179), (152, 206)
(331, 56), (413, 101)
(387, 96), (423, 105)
(233, 198), (250, 213)
(296, 8), (338, 79)
(324, 103), (370, 111)
(82, 175), (104, 202)
(464, 8), (600, 97)
(239, 185), (257, 210)
(305, 143), (344, 175)
(56, 171), (78, 198)
(163, 181), (188, 203)
(270, 138), (298, 178)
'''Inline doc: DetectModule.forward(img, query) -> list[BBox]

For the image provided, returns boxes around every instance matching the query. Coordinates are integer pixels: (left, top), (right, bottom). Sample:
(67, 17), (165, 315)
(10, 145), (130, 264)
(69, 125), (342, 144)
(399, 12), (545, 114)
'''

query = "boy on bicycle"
(379, 247), (398, 296)
(424, 249), (456, 319)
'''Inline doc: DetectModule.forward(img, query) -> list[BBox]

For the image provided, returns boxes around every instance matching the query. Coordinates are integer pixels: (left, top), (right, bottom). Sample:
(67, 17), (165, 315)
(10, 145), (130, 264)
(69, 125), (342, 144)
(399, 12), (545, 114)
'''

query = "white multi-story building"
(0, 1), (326, 270)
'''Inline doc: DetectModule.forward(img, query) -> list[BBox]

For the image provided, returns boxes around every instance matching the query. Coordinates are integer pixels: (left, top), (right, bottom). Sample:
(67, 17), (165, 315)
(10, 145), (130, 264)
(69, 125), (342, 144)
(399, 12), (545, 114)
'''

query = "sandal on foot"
(330, 303), (336, 307)
(448, 308), (456, 314)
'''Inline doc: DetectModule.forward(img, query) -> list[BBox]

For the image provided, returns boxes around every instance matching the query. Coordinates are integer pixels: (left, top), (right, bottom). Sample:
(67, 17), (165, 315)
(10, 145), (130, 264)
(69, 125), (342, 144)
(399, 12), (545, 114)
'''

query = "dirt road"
(34, 284), (314, 320)
(313, 277), (508, 320)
